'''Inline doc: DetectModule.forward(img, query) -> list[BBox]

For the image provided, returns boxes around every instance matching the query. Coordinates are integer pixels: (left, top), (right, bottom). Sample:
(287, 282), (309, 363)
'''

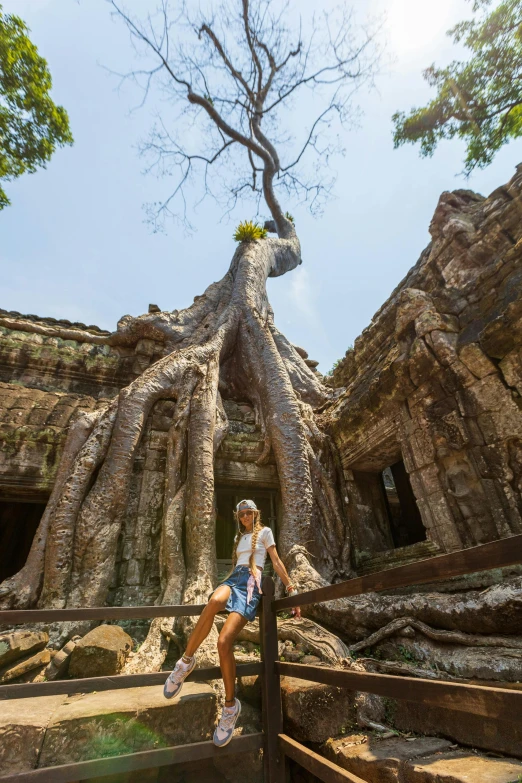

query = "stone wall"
(324, 165), (522, 563)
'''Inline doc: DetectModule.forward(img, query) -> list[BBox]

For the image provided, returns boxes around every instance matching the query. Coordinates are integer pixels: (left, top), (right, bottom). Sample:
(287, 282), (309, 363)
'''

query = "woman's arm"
(267, 545), (301, 619)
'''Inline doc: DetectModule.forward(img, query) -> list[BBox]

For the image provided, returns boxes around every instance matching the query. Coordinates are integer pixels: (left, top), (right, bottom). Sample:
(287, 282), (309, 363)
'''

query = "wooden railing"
(261, 533), (522, 783)
(0, 533), (521, 782)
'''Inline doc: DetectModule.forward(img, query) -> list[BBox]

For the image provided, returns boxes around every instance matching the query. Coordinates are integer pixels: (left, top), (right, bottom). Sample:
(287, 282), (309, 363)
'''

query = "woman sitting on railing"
(163, 498), (300, 747)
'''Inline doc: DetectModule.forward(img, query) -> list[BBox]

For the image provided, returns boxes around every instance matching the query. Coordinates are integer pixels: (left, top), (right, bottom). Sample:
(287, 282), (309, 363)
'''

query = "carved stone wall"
(324, 165), (522, 562)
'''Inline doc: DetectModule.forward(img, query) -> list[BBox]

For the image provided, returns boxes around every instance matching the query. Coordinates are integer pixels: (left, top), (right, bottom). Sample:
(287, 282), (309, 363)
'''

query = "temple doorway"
(215, 487), (278, 579)
(381, 460), (426, 548)
(0, 499), (46, 582)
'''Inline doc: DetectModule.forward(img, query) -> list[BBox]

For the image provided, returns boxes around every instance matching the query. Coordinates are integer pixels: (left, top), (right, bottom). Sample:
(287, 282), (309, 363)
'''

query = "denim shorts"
(217, 565), (262, 622)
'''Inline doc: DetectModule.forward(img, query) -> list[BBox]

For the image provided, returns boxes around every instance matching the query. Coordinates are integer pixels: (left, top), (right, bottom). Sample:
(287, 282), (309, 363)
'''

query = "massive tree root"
(0, 222), (356, 667)
(2, 216), (520, 672)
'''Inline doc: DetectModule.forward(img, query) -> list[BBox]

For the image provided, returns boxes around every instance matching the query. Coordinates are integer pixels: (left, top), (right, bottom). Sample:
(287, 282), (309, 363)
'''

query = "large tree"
(0, 0), (381, 667)
(0, 5), (73, 209)
(392, 0), (522, 174)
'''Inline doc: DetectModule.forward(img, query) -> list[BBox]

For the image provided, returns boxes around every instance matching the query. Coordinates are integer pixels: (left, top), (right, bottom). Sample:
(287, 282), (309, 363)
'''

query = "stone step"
(0, 682), (262, 782)
(320, 733), (522, 783)
(0, 683), (216, 775)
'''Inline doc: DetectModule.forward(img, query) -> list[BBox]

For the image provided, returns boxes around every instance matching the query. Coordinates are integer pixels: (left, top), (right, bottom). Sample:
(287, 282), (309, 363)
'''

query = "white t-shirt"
(236, 526), (276, 569)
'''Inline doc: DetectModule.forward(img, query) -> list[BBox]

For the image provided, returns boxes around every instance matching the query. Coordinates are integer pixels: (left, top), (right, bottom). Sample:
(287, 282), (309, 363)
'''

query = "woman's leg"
(217, 611), (248, 704)
(184, 585), (231, 657)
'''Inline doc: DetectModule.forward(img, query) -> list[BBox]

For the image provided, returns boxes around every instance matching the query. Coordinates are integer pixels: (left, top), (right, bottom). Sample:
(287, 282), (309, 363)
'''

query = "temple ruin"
(2, 167), (521, 602)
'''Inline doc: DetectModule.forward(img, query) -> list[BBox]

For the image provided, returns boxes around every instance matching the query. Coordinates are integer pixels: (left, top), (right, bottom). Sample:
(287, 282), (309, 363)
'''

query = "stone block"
(404, 751), (522, 783)
(0, 649), (51, 683)
(418, 463), (442, 496)
(322, 734), (453, 783)
(499, 348), (522, 393)
(149, 430), (168, 451)
(280, 676), (357, 743)
(0, 695), (66, 775)
(69, 625), (133, 678)
(458, 343), (497, 379)
(38, 683), (217, 767)
(0, 630), (48, 668)
(388, 699), (522, 759)
(135, 339), (156, 357)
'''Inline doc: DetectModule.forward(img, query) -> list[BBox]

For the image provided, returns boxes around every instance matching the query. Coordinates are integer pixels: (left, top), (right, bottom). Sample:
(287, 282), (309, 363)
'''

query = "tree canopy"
(0, 5), (73, 209)
(392, 0), (522, 174)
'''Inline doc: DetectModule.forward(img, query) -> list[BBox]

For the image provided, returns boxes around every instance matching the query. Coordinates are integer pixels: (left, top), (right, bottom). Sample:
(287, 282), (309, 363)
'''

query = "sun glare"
(385, 0), (463, 60)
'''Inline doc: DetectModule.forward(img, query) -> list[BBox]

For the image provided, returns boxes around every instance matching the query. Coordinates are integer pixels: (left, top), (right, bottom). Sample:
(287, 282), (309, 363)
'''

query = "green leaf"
(392, 0), (522, 174)
(0, 5), (73, 208)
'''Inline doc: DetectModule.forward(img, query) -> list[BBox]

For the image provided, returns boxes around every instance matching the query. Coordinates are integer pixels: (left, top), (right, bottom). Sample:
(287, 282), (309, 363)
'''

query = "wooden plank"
(0, 662), (263, 701)
(279, 734), (368, 783)
(260, 577), (285, 783)
(274, 534), (522, 610)
(0, 604), (206, 625)
(276, 662), (522, 721)
(0, 732), (263, 782)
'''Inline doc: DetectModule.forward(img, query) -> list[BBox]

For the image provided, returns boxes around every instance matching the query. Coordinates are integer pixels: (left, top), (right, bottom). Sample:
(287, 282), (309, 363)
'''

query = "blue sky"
(1, 0), (521, 373)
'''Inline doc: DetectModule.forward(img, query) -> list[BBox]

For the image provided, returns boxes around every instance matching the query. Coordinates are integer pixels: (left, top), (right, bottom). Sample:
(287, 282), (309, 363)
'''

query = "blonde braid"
(248, 510), (264, 577)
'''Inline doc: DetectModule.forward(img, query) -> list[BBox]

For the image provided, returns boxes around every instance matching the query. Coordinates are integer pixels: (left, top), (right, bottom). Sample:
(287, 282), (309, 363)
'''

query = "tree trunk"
(0, 230), (355, 668)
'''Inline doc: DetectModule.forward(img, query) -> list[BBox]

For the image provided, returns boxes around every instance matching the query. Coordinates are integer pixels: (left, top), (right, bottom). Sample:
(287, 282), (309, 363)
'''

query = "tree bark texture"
(0, 231), (356, 666)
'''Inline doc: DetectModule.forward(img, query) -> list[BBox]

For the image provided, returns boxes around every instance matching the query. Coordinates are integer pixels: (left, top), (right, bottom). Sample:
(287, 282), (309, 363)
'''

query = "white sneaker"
(213, 698), (241, 747)
(163, 654), (196, 699)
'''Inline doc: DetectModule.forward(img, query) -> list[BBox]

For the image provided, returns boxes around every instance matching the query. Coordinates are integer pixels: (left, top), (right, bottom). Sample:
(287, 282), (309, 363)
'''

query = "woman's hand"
(287, 586), (301, 619)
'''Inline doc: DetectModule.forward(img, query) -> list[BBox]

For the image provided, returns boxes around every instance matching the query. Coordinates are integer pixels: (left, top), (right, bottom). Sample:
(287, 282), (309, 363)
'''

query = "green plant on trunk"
(233, 220), (268, 242)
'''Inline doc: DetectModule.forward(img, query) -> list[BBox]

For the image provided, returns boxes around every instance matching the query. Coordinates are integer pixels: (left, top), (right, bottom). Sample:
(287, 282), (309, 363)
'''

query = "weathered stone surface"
(388, 699), (522, 759)
(322, 734), (454, 783)
(39, 683), (216, 767)
(44, 636), (79, 680)
(69, 624), (133, 678)
(0, 630), (48, 668)
(321, 734), (522, 783)
(323, 165), (522, 564)
(280, 676), (357, 742)
(0, 648), (51, 683)
(405, 751), (522, 783)
(0, 695), (66, 774)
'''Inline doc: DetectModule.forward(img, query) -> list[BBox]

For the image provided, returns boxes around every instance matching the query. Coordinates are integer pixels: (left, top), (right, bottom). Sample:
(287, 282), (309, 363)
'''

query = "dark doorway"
(215, 488), (277, 577)
(0, 500), (46, 582)
(381, 461), (426, 548)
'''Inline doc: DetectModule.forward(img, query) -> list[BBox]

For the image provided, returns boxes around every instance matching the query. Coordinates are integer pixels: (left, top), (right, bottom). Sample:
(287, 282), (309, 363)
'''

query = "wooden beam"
(274, 534), (522, 610)
(0, 662), (263, 701)
(279, 734), (368, 783)
(0, 733), (263, 782)
(0, 604), (206, 625)
(276, 662), (522, 721)
(260, 577), (285, 783)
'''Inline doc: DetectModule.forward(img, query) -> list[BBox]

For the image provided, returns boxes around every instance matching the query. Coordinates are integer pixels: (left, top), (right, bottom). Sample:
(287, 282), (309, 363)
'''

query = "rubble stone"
(68, 624), (133, 678)
(0, 631), (48, 668)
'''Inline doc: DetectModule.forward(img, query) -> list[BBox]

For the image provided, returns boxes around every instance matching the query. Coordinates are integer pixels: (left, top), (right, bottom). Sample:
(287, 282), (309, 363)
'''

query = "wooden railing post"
(260, 576), (284, 783)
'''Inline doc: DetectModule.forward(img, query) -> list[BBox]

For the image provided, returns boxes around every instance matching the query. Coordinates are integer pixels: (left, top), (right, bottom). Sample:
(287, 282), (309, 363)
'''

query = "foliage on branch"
(0, 5), (73, 209)
(110, 0), (383, 231)
(392, 0), (522, 174)
(233, 219), (268, 241)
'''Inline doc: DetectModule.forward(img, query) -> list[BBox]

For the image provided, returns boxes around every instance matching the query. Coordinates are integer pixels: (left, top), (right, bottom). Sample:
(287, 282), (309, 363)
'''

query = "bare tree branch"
(109, 0), (383, 232)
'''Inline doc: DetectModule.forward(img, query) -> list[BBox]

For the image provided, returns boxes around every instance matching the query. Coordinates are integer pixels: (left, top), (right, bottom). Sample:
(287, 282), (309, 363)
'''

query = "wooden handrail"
(276, 662), (522, 721)
(279, 734), (367, 783)
(274, 534), (522, 610)
(0, 661), (263, 701)
(0, 603), (206, 625)
(0, 733), (264, 782)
